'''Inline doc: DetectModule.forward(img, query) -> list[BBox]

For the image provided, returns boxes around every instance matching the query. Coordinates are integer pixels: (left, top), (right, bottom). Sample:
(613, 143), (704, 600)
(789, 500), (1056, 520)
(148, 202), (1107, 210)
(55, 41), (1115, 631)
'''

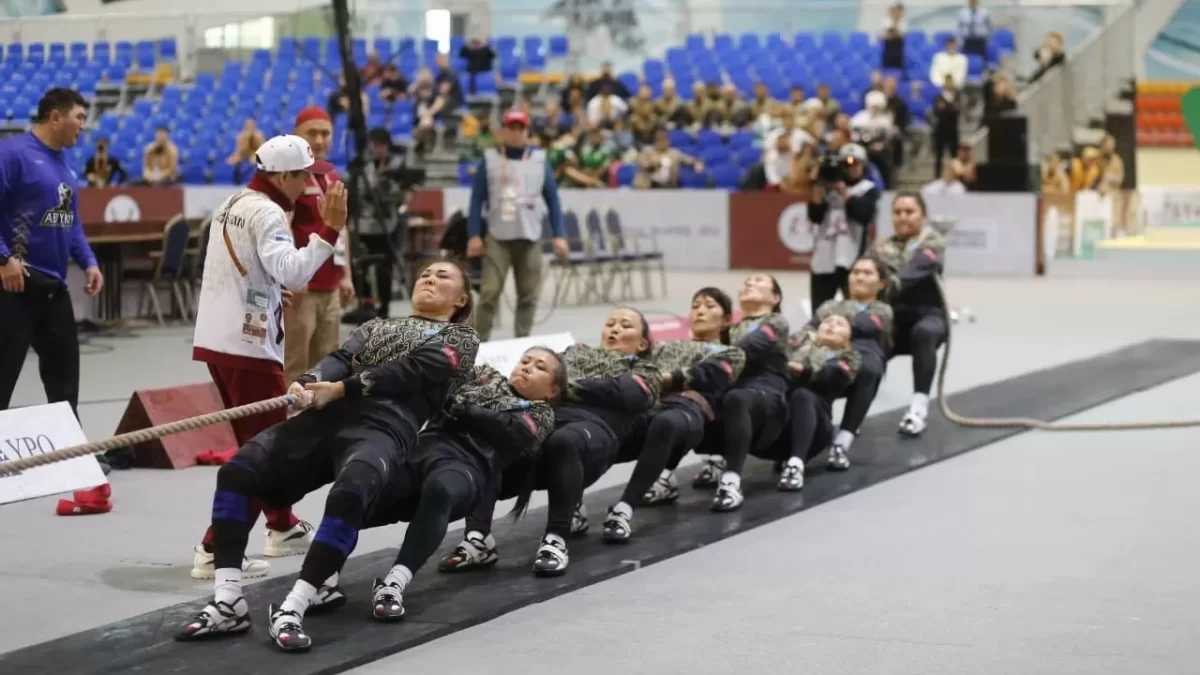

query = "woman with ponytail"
(600, 288), (745, 542)
(806, 255), (893, 469)
(871, 191), (947, 438)
(439, 307), (662, 577)
(692, 274), (791, 512)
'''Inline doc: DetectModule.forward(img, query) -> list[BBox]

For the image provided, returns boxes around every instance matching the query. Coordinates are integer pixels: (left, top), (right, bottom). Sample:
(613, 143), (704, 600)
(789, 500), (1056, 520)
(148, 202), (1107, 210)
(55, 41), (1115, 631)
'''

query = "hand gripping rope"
(0, 395), (296, 474)
(933, 277), (1200, 432)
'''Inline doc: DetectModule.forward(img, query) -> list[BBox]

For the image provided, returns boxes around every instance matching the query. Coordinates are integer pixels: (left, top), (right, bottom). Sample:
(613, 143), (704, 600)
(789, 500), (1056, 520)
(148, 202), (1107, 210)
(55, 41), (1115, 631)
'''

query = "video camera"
(816, 153), (850, 184)
(379, 164), (427, 191)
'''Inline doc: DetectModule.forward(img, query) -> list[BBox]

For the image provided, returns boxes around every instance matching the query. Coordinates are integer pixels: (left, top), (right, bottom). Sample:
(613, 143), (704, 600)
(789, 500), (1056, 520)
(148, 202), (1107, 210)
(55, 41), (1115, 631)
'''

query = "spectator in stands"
(564, 124), (614, 188)
(328, 73), (371, 118)
(866, 70), (884, 99)
(1097, 133), (1124, 194)
(787, 85), (807, 108)
(852, 91), (896, 187)
(882, 76), (911, 163)
(955, 142), (978, 187)
(881, 2), (907, 69)
(753, 101), (785, 146)
(826, 126), (850, 155)
(361, 52), (385, 87)
(715, 83), (752, 129)
(781, 144), (815, 195)
(629, 99), (658, 146)
(226, 118), (265, 183)
(654, 78), (683, 122)
(931, 77), (962, 178)
(922, 158), (967, 197)
(763, 126), (799, 190)
(831, 110), (852, 137)
(84, 137), (127, 187)
(585, 61), (631, 100)
(815, 83), (841, 124)
(1030, 31), (1065, 83)
(930, 37), (968, 89)
(683, 82), (716, 128)
(560, 73), (587, 110)
(1070, 146), (1101, 192)
(143, 126), (179, 186)
(434, 53), (463, 107)
(608, 117), (635, 159)
(380, 65), (409, 103)
(983, 75), (1018, 118)
(461, 116), (495, 166)
(535, 99), (570, 141)
(466, 109), (568, 340)
(414, 79), (451, 157)
(957, 0), (992, 61)
(632, 84), (654, 113)
(633, 128), (703, 189)
(1040, 152), (1070, 194)
(565, 88), (587, 129)
(586, 82), (628, 125)
(459, 36), (496, 94)
(768, 107), (815, 154)
(750, 82), (775, 119)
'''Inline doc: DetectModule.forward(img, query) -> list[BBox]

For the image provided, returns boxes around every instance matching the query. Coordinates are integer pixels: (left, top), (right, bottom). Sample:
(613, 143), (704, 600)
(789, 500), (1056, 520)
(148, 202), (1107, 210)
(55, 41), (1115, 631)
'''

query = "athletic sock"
(719, 471), (741, 488)
(325, 571), (339, 588)
(280, 580), (318, 617)
(214, 568), (243, 606)
(384, 564), (413, 592)
(910, 393), (930, 418)
(834, 429), (856, 450)
(612, 501), (633, 518)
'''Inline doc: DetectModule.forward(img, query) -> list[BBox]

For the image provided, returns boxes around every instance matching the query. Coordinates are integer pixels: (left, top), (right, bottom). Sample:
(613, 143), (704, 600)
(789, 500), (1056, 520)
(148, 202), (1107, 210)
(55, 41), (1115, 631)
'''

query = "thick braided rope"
(934, 278), (1200, 432)
(0, 395), (295, 474)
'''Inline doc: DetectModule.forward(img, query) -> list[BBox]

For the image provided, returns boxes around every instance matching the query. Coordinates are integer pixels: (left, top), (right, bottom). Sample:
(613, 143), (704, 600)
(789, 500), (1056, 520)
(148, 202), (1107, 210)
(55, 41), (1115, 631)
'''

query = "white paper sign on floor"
(0, 402), (108, 506)
(475, 332), (576, 375)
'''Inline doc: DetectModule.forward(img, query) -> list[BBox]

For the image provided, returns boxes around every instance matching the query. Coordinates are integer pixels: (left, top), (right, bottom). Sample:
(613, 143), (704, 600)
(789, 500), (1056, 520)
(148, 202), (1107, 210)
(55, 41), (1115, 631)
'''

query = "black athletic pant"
(810, 267), (849, 311)
(465, 419), (615, 540)
(359, 233), (395, 318)
(784, 388), (834, 462)
(839, 348), (885, 436)
(708, 385), (788, 475)
(892, 309), (947, 395)
(0, 286), (81, 416)
(617, 398), (706, 507)
(209, 403), (417, 588)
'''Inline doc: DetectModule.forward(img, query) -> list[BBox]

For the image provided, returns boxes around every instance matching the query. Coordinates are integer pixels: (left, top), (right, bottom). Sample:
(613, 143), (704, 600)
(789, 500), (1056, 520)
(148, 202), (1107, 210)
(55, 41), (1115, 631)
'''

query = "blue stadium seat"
(547, 35), (568, 58)
(678, 166), (708, 188)
(522, 36), (542, 58)
(614, 163), (636, 187)
(710, 164), (741, 188)
(498, 57), (520, 82)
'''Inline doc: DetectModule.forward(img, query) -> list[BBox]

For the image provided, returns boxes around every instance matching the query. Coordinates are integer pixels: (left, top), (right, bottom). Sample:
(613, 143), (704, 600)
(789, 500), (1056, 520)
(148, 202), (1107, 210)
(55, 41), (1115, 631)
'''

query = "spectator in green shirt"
(563, 125), (613, 188)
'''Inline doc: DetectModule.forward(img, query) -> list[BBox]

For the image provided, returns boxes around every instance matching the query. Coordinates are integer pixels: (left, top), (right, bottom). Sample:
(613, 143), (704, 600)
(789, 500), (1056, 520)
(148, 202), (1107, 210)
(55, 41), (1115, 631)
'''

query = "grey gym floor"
(3, 266), (1199, 675)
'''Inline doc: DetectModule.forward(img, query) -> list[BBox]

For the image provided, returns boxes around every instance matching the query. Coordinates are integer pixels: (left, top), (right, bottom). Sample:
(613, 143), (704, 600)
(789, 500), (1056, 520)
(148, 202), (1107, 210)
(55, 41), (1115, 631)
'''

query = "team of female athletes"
(176, 191), (947, 653)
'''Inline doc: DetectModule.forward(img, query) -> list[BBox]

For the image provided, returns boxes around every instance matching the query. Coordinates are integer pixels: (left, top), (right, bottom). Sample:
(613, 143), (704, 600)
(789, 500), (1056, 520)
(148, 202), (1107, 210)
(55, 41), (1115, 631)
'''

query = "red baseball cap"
(502, 110), (530, 127)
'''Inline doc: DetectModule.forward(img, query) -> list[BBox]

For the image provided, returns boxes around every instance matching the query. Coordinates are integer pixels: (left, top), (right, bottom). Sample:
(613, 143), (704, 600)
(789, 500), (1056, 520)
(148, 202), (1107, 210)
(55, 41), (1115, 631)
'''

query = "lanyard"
(497, 146), (532, 196)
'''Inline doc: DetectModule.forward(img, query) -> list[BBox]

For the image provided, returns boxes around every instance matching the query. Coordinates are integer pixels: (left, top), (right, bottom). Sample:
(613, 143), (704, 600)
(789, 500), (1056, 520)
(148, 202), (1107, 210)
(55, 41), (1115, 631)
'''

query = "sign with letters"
(475, 332), (576, 375)
(0, 402), (108, 506)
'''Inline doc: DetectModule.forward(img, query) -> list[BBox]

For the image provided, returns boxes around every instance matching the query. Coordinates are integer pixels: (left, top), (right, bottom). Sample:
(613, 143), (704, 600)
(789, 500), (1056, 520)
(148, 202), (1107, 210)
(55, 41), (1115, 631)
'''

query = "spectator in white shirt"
(929, 37), (968, 89)
(586, 82), (629, 125)
(850, 91), (894, 141)
(764, 112), (815, 156)
(922, 159), (967, 198)
(957, 0), (992, 60)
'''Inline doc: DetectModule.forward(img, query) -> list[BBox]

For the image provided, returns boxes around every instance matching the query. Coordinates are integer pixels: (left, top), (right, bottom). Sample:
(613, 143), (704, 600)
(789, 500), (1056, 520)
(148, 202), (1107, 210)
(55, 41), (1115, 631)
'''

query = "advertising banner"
(182, 187), (446, 222)
(78, 186), (184, 237)
(1138, 186), (1200, 230)
(443, 187), (730, 271)
(727, 191), (816, 271)
(876, 192), (1038, 276)
(0, 402), (107, 506)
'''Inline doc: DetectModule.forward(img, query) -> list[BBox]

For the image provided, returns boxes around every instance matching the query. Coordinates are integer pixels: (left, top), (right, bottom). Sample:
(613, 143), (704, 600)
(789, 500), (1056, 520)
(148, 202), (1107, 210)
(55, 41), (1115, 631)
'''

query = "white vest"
(193, 188), (335, 365)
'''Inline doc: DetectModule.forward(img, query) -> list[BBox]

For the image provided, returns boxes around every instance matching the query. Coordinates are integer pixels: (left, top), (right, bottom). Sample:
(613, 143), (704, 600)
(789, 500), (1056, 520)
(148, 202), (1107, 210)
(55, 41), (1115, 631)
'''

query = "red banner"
(728, 192), (813, 271)
(79, 186), (185, 238)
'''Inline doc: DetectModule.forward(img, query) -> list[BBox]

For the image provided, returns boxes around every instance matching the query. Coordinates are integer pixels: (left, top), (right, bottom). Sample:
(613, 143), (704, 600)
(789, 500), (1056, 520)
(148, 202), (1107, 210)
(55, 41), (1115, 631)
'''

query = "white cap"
(254, 134), (333, 174)
(865, 90), (887, 109)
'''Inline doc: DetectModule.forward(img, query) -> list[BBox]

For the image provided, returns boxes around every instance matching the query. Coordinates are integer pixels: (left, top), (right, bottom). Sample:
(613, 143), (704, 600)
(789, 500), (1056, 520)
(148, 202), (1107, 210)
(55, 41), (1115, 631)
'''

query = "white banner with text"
(442, 187), (730, 271)
(0, 402), (108, 506)
(876, 192), (1038, 276)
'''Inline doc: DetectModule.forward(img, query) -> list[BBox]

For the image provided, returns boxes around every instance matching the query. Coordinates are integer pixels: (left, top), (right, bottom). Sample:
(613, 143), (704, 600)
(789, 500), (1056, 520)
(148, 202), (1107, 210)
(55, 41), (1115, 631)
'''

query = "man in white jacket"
(190, 134), (347, 579)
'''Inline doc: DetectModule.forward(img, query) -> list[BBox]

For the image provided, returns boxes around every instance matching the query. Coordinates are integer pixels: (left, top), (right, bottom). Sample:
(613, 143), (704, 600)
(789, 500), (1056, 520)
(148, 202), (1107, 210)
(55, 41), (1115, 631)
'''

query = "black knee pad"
(329, 458), (387, 516)
(216, 455), (261, 494)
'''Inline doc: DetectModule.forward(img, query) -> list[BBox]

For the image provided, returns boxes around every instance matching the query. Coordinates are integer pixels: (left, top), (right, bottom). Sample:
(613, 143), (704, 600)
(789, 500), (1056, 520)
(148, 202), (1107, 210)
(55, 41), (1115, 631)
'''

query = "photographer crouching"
(345, 127), (425, 322)
(806, 143), (881, 309)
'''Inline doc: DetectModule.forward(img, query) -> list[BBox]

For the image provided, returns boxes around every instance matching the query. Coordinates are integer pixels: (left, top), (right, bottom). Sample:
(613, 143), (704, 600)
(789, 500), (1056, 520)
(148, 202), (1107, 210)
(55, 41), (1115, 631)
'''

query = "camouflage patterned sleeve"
(735, 313), (790, 366)
(803, 347), (860, 399)
(457, 398), (555, 455)
(567, 357), (662, 413)
(897, 230), (945, 286)
(677, 344), (745, 395)
(296, 319), (376, 385)
(342, 323), (480, 400)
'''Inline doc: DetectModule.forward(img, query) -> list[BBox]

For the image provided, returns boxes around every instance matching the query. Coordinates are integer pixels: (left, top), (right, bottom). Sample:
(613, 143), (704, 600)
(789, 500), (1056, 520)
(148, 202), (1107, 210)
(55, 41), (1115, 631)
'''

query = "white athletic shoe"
(570, 504), (589, 537)
(438, 530), (499, 572)
(641, 472), (680, 505)
(190, 544), (270, 580)
(263, 520), (314, 558)
(175, 597), (251, 641)
(692, 457), (725, 488)
(898, 411), (928, 438)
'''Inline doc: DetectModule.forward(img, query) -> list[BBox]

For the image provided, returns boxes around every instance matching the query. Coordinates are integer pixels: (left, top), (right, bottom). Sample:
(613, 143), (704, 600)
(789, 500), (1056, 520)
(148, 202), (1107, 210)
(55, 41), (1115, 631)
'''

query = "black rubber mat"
(6, 339), (1199, 675)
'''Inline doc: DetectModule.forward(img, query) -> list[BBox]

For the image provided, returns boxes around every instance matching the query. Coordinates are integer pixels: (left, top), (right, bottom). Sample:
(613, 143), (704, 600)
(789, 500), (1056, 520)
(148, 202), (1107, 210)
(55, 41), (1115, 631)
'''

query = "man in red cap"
(284, 107), (355, 383)
(189, 134), (347, 581)
(466, 109), (568, 340)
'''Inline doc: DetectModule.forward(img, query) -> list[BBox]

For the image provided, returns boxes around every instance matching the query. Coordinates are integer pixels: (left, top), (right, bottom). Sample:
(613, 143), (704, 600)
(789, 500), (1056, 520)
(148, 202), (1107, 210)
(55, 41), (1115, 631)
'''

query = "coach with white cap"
(191, 135), (348, 565)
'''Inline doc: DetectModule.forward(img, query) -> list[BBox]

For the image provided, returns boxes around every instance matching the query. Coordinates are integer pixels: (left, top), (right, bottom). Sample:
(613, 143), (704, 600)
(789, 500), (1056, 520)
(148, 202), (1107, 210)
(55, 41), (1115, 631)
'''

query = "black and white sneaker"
(570, 504), (589, 537)
(601, 508), (632, 543)
(371, 579), (406, 622)
(898, 411), (927, 437)
(711, 481), (744, 512)
(532, 534), (570, 577)
(308, 582), (347, 614)
(641, 472), (679, 505)
(826, 445), (851, 471)
(437, 530), (499, 572)
(778, 462), (804, 491)
(267, 604), (311, 653)
(175, 597), (251, 641)
(692, 457), (725, 488)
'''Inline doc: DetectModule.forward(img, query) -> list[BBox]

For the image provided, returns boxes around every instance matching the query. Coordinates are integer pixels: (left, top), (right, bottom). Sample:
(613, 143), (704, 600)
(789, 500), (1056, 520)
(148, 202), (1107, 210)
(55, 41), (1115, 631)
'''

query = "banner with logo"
(875, 192), (1038, 276)
(1138, 186), (1200, 230)
(182, 186), (447, 222)
(728, 192), (816, 270)
(78, 186), (184, 238)
(0, 402), (107, 506)
(442, 187), (730, 271)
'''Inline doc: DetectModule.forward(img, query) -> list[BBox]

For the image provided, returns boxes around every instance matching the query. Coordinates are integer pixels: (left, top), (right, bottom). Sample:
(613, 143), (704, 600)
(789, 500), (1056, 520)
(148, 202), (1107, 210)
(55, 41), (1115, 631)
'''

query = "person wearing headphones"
(466, 110), (569, 341)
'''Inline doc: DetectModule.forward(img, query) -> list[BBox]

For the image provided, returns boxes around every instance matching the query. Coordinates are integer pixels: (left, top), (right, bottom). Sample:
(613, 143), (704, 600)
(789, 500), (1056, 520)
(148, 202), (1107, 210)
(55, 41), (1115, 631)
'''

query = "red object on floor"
(55, 485), (113, 516)
(195, 447), (239, 465)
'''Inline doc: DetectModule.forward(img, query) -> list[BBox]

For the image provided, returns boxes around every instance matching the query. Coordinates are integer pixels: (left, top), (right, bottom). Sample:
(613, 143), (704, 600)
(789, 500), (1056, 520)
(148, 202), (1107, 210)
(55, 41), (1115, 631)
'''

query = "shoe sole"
(262, 544), (309, 558)
(437, 556), (499, 573)
(372, 611), (406, 623)
(174, 622), (250, 641)
(601, 534), (631, 544)
(777, 483), (804, 492)
(190, 566), (269, 581)
(533, 566), (567, 578)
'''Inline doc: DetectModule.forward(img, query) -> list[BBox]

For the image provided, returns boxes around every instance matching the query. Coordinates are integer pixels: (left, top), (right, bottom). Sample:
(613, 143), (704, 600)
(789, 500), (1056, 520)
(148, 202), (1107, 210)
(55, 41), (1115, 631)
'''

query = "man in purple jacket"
(0, 88), (104, 417)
